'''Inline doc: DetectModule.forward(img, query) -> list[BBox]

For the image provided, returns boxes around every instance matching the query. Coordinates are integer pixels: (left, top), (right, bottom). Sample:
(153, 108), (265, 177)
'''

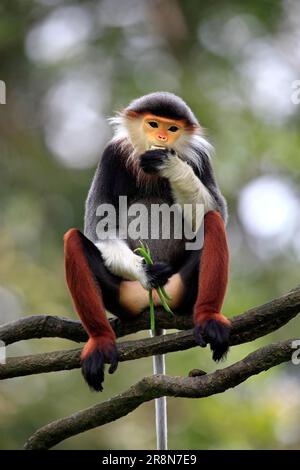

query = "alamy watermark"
(291, 80), (300, 105)
(291, 340), (300, 365)
(95, 196), (205, 250)
(0, 80), (6, 104)
(0, 340), (6, 365)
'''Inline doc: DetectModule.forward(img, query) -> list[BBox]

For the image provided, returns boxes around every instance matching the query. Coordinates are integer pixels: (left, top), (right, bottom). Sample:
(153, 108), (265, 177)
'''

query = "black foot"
(194, 319), (230, 361)
(81, 344), (118, 392)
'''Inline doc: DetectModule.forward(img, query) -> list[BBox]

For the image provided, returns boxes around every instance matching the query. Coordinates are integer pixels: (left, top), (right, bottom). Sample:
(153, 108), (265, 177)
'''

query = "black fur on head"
(125, 92), (199, 127)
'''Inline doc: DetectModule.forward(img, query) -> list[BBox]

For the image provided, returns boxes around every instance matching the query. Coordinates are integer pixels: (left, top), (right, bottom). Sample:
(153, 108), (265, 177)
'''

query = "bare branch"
(0, 330), (193, 379)
(230, 286), (300, 345)
(24, 339), (295, 450)
(0, 315), (87, 345)
(1, 286), (299, 380)
(1, 287), (299, 347)
(0, 311), (191, 346)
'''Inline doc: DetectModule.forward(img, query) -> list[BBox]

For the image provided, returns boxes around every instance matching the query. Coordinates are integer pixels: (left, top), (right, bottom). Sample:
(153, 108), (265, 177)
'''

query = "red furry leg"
(193, 211), (231, 360)
(64, 228), (118, 391)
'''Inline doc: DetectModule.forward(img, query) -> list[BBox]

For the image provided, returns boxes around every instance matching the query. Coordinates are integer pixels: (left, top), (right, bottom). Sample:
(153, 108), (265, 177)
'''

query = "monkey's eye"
(148, 121), (158, 128)
(168, 126), (179, 133)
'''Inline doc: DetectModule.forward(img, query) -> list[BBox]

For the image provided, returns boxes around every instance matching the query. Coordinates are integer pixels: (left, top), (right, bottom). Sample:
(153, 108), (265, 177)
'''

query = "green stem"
(160, 286), (172, 302)
(156, 287), (174, 315)
(135, 240), (173, 324)
(149, 289), (155, 332)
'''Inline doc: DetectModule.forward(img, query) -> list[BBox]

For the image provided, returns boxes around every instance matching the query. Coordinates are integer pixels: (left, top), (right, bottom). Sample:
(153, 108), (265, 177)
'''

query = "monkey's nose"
(157, 134), (167, 141)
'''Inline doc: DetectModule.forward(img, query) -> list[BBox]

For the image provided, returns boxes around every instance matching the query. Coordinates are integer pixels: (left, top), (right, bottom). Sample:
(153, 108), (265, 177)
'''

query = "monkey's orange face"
(142, 114), (185, 148)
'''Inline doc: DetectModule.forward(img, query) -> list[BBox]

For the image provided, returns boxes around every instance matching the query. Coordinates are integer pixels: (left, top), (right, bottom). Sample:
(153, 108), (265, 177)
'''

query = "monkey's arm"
(140, 149), (216, 231)
(160, 154), (215, 231)
(141, 149), (231, 360)
(164, 155), (231, 358)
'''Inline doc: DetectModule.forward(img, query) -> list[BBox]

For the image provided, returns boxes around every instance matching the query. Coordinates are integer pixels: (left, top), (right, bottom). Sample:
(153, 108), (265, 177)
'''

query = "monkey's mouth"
(149, 144), (166, 150)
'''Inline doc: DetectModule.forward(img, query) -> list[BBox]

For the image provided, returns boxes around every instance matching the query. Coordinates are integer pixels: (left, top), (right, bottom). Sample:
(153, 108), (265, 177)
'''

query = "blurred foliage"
(0, 0), (299, 450)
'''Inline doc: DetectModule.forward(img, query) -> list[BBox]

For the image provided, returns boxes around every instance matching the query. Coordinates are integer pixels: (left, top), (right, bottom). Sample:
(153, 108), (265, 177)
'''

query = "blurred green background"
(0, 0), (300, 450)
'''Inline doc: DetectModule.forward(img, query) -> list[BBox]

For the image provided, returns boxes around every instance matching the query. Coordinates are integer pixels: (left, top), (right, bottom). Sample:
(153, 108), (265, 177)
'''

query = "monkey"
(64, 91), (231, 393)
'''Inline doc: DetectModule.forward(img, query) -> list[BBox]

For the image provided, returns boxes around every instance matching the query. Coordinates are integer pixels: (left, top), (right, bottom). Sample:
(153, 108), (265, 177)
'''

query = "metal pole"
(151, 328), (168, 450)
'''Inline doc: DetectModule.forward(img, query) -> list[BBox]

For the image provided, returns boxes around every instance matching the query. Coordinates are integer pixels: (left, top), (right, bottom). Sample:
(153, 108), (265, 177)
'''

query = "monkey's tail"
(150, 328), (168, 450)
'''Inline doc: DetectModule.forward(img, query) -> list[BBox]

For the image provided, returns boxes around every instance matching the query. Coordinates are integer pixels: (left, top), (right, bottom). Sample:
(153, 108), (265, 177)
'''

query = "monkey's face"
(142, 114), (185, 148)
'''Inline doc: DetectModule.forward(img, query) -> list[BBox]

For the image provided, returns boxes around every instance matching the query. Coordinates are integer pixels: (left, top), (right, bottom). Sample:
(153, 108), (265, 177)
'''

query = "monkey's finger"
(140, 154), (166, 165)
(141, 149), (168, 159)
(202, 319), (230, 361)
(194, 325), (207, 348)
(140, 159), (164, 168)
(106, 345), (119, 374)
(140, 158), (167, 175)
(81, 349), (105, 392)
(145, 262), (173, 288)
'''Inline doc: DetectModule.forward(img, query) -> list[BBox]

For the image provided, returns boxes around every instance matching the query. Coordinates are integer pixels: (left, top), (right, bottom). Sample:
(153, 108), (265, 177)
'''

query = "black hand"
(140, 149), (170, 174)
(144, 262), (172, 288)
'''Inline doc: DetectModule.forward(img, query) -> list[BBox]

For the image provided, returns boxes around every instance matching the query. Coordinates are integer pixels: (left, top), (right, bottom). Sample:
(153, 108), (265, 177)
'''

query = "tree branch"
(1, 289), (299, 379)
(1, 286), (299, 346)
(24, 339), (295, 450)
(0, 315), (87, 345)
(0, 311), (191, 346)
(0, 330), (193, 379)
(1, 286), (299, 450)
(1, 287), (299, 380)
